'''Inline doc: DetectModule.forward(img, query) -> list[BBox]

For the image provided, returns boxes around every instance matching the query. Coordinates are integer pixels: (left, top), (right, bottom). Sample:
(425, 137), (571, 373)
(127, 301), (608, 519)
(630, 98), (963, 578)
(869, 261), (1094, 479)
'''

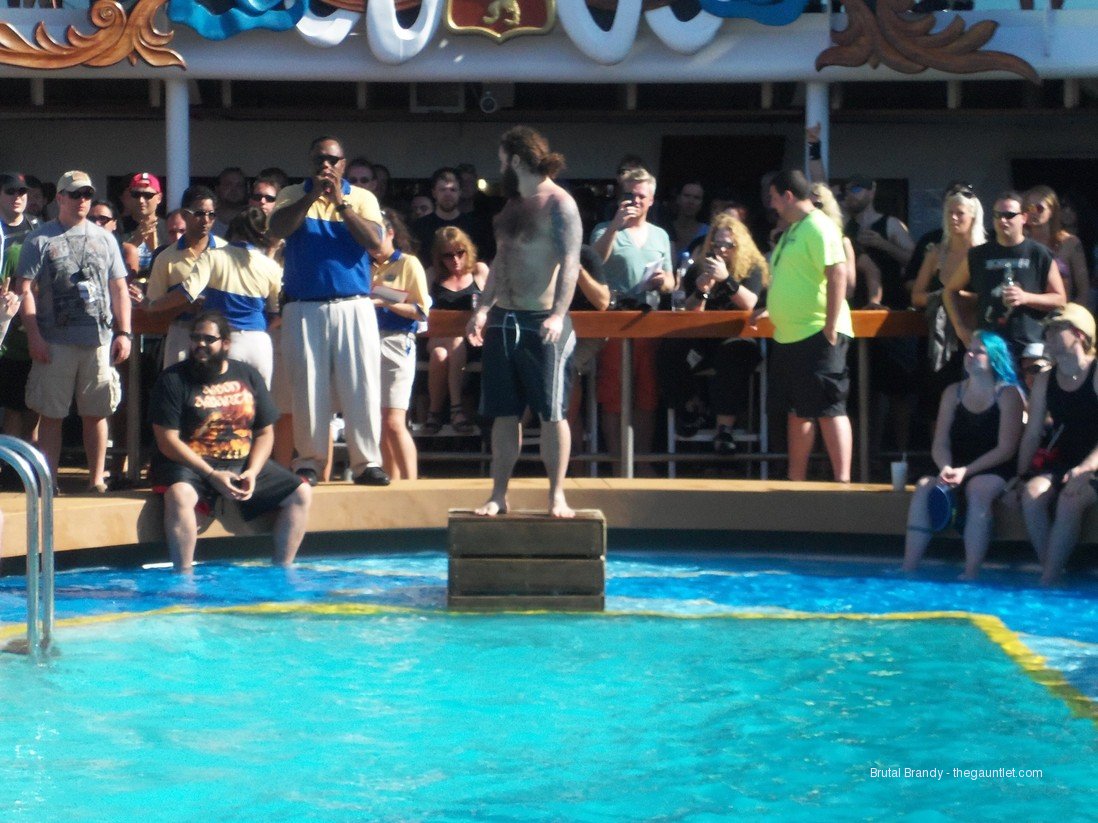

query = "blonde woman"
(809, 183), (858, 301)
(425, 226), (488, 434)
(912, 187), (987, 397)
(1025, 185), (1089, 304)
(660, 213), (767, 452)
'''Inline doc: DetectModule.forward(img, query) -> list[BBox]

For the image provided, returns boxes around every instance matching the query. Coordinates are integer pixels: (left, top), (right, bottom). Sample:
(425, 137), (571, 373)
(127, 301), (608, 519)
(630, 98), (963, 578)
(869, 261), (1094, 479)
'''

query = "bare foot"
(474, 497), (508, 516)
(549, 494), (575, 518)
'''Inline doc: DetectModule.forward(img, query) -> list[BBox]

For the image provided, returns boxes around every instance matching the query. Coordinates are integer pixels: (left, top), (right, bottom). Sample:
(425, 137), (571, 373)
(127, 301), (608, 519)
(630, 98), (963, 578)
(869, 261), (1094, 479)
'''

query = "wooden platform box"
(447, 509), (606, 611)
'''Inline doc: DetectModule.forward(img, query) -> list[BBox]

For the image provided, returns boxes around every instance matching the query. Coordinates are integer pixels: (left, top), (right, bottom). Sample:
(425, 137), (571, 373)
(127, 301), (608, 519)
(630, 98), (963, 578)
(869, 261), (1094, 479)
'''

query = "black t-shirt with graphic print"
(969, 237), (1054, 355)
(149, 359), (277, 471)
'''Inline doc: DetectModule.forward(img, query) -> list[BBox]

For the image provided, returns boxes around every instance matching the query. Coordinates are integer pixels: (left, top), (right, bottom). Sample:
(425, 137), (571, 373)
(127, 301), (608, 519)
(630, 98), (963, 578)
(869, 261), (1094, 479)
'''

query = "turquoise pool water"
(1, 552), (1095, 819)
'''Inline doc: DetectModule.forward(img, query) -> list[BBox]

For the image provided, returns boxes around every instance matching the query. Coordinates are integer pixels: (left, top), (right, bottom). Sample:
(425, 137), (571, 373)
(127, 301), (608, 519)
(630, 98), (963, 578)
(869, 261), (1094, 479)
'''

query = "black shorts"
(0, 356), (32, 412)
(479, 307), (575, 422)
(151, 459), (303, 521)
(771, 331), (851, 419)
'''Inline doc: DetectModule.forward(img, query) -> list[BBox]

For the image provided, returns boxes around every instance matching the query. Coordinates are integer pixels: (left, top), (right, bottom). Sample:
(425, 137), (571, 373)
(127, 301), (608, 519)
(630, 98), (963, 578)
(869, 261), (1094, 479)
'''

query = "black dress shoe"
(295, 468), (319, 487)
(354, 465), (390, 486)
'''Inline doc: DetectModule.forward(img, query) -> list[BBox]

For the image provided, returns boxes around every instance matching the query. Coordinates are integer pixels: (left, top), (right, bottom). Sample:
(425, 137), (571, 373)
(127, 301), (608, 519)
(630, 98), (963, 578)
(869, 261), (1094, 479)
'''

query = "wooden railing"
(129, 308), (929, 482)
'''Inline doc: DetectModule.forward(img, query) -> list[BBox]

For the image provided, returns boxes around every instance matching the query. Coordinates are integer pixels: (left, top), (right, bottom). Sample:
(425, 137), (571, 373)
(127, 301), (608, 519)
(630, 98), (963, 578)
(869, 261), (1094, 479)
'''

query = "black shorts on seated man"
(149, 311), (312, 573)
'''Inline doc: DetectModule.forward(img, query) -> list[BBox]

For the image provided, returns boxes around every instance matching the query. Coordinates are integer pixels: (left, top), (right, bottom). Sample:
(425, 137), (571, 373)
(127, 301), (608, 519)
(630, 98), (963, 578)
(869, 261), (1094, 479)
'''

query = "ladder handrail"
(0, 436), (55, 659)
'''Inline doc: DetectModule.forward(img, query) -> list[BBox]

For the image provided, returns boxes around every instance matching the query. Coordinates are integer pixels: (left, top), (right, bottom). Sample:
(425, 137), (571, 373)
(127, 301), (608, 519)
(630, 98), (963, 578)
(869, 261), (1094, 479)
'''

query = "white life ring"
(367, 0), (444, 65)
(294, 3), (361, 49)
(557, 0), (641, 65)
(644, 5), (722, 54)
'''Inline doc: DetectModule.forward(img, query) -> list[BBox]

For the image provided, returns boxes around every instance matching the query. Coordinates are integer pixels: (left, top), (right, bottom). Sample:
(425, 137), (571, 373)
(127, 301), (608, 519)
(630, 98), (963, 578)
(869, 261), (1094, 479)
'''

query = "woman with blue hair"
(903, 330), (1025, 578)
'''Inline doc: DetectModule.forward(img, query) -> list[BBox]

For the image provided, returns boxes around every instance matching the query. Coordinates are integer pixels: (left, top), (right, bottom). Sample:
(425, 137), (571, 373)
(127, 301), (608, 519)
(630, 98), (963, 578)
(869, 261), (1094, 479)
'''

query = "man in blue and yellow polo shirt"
(269, 136), (390, 487)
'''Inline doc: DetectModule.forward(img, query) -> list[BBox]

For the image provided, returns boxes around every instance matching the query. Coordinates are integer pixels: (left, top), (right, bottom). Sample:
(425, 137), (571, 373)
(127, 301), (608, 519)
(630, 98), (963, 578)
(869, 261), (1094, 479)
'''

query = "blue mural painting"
(168, 0), (306, 40)
(697, 0), (807, 26)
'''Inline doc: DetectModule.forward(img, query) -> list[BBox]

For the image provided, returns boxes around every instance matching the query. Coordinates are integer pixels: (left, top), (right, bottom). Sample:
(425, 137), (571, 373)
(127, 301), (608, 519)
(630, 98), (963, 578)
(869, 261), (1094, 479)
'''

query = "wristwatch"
(335, 203), (349, 213)
(114, 331), (134, 340)
(694, 290), (710, 301)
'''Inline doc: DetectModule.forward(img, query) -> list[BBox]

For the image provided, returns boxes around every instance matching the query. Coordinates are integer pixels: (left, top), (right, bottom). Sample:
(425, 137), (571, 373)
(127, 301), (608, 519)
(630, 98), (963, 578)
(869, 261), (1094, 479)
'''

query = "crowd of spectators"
(3, 137), (1098, 580)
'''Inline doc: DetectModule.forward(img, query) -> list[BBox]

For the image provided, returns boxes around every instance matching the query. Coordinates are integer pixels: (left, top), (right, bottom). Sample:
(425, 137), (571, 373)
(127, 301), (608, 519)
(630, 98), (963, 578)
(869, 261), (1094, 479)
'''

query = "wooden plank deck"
(1, 478), (1082, 563)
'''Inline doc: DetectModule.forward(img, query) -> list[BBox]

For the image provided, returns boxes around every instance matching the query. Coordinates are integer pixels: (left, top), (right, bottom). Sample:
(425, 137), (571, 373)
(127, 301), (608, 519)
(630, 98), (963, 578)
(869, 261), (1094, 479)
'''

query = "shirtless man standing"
(466, 126), (582, 518)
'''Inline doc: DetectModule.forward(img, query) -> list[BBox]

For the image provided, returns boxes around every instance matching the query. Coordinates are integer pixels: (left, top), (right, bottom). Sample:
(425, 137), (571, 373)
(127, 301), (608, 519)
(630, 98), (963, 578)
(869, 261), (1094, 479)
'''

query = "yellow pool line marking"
(2, 603), (1094, 722)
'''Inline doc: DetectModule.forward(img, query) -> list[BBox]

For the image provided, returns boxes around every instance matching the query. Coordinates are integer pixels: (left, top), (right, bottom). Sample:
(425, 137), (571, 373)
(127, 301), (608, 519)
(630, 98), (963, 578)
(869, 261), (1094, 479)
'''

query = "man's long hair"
(499, 126), (566, 180)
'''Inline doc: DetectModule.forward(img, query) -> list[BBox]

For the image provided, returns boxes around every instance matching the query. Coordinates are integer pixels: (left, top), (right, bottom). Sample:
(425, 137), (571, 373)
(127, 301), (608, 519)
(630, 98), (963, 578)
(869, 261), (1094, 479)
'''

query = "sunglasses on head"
(3, 187), (28, 196)
(250, 193), (277, 203)
(993, 210), (1023, 220)
(129, 190), (158, 201)
(66, 188), (95, 200)
(89, 214), (116, 225)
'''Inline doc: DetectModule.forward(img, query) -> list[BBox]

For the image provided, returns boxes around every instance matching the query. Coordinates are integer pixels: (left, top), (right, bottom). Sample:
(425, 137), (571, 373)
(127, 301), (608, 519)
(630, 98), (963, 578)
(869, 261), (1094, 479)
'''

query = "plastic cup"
(890, 461), (908, 492)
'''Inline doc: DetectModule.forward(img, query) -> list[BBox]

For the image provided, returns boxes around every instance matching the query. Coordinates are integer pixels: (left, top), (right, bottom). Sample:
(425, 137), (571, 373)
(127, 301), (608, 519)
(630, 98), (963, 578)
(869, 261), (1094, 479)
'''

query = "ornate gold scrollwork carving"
(817, 0), (1038, 83)
(0, 0), (185, 69)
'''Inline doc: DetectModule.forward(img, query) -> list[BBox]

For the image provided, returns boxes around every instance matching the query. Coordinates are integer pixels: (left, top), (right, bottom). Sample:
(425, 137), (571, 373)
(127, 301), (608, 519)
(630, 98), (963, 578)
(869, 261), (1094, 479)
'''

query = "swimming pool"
(1, 552), (1095, 819)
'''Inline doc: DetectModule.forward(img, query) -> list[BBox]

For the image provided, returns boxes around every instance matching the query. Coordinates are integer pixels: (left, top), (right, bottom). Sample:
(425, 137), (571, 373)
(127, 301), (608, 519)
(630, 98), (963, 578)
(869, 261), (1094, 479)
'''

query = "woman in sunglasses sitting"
(424, 226), (488, 435)
(903, 330), (1024, 579)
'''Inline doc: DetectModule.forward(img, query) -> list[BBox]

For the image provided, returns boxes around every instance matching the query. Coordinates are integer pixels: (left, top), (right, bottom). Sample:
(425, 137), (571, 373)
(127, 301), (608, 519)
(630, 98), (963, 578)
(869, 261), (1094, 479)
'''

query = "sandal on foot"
(451, 405), (476, 434)
(423, 411), (443, 435)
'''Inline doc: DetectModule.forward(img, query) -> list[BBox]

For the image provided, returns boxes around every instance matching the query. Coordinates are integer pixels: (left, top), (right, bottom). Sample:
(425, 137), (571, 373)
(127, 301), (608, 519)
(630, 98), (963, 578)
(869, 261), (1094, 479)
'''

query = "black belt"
(284, 294), (370, 304)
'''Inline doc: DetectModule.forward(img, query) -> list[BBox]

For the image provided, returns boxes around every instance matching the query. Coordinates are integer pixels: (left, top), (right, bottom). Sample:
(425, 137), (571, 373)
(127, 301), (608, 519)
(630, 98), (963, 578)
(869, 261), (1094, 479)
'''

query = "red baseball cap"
(127, 172), (162, 194)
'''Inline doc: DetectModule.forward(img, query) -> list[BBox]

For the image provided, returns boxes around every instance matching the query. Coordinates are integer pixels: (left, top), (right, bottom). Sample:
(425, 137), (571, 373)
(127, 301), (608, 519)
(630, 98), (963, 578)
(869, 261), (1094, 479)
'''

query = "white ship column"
(805, 80), (829, 178)
(165, 78), (190, 210)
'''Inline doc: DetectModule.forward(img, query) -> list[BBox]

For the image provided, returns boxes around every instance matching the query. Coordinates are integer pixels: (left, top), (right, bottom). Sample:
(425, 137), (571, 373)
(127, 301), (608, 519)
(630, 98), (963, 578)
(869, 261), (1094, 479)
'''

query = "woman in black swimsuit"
(903, 330), (1024, 579)
(1017, 303), (1098, 584)
(425, 226), (488, 434)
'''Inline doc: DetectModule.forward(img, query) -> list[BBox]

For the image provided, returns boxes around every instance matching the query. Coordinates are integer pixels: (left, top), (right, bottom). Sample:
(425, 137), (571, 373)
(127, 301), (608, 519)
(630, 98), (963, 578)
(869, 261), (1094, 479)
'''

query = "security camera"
(479, 90), (499, 115)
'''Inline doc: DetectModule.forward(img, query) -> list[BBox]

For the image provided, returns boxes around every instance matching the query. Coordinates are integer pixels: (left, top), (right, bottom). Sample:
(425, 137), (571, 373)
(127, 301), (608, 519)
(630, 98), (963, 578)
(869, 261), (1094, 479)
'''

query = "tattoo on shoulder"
(550, 194), (582, 262)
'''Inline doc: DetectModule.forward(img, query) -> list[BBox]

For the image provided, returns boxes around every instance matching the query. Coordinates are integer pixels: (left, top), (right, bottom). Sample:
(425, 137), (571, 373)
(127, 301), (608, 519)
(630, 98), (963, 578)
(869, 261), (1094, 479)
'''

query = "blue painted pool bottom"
(1, 552), (1095, 819)
(1, 607), (1094, 820)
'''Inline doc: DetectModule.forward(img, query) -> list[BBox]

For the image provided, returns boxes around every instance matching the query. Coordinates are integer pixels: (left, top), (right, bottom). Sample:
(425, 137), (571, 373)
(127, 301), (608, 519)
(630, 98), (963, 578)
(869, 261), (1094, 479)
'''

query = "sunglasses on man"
(312, 153), (344, 167)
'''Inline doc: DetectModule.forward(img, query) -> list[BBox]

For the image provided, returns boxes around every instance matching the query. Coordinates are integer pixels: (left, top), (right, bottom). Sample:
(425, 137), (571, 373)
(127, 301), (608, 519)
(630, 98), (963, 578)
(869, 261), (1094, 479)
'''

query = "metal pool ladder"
(0, 435), (55, 660)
